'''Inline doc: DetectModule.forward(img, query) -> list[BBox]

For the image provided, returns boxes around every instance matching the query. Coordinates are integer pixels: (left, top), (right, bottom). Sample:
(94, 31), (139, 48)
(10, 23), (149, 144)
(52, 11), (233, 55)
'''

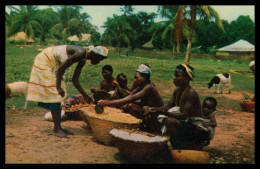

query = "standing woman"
(26, 45), (108, 138)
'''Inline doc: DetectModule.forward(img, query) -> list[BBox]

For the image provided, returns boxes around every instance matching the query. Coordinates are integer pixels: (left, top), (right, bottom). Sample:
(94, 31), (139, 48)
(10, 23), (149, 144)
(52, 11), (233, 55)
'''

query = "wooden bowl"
(240, 100), (255, 112)
(110, 128), (169, 162)
(170, 149), (210, 164)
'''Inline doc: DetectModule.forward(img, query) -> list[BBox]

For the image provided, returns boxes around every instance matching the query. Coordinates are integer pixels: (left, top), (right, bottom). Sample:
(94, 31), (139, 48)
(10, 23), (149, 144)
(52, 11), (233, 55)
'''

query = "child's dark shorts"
(38, 102), (61, 112)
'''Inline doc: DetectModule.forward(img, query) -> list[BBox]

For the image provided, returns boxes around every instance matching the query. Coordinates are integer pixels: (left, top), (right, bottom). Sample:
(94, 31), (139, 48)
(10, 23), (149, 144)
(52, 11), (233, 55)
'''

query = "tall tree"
(184, 5), (224, 64)
(50, 5), (83, 43)
(34, 8), (60, 44)
(102, 15), (131, 57)
(158, 5), (184, 55)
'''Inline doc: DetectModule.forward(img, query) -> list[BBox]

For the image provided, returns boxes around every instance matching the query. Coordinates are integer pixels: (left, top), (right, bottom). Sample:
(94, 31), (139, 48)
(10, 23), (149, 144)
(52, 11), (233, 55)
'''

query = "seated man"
(142, 64), (208, 150)
(90, 65), (117, 103)
(98, 64), (164, 133)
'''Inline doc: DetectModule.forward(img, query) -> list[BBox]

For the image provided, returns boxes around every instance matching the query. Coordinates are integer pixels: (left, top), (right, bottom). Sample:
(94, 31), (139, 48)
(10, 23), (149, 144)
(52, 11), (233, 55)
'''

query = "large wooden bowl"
(110, 128), (169, 162)
(170, 149), (210, 164)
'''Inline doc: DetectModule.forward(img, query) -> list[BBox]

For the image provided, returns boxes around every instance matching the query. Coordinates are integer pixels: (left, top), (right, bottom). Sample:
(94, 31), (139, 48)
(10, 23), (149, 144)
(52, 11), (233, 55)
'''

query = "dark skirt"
(38, 102), (61, 112)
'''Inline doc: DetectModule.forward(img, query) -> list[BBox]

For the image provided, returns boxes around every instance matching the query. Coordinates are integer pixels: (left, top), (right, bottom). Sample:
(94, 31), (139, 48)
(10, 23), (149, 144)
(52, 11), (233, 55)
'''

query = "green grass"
(5, 44), (254, 108)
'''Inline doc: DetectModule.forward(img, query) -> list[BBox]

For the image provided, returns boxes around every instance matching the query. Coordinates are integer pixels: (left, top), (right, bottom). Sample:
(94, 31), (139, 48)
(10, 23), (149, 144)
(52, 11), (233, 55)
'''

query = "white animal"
(208, 73), (231, 94)
(5, 81), (28, 109)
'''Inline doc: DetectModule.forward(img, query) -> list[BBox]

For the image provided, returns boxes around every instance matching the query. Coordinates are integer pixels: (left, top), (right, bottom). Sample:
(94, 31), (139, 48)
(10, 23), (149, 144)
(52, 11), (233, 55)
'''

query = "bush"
(8, 40), (15, 44)
(15, 39), (26, 45)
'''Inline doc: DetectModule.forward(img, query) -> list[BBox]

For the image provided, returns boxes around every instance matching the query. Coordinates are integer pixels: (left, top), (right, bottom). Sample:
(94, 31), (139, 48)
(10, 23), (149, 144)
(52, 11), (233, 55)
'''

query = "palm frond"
(208, 6), (225, 33)
(161, 23), (174, 40)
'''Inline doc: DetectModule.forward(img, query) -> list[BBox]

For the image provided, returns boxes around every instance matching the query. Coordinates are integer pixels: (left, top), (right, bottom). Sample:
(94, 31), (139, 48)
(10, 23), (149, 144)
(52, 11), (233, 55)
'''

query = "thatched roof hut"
(8, 32), (35, 43)
(68, 33), (91, 42)
(141, 39), (154, 49)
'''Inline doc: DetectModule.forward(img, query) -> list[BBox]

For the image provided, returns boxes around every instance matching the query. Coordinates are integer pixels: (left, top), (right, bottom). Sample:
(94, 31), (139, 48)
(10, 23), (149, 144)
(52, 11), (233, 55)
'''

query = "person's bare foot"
(54, 129), (67, 138)
(61, 128), (73, 135)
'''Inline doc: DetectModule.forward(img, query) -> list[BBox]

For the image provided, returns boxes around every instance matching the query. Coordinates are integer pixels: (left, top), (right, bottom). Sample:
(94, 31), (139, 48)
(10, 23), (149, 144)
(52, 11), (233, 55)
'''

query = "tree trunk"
(176, 39), (181, 54)
(117, 40), (121, 58)
(185, 5), (196, 65)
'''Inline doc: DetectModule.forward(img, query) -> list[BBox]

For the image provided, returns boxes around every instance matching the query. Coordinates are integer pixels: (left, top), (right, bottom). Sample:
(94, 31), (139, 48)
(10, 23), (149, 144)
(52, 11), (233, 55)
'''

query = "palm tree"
(34, 8), (60, 45)
(158, 5), (224, 64)
(157, 5), (186, 55)
(50, 5), (84, 43)
(184, 5), (225, 64)
(103, 15), (131, 58)
(8, 5), (40, 43)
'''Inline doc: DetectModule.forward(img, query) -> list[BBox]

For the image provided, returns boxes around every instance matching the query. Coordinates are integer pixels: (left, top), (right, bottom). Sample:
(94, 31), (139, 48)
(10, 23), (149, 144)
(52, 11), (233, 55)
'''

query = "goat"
(208, 73), (231, 94)
(5, 81), (28, 109)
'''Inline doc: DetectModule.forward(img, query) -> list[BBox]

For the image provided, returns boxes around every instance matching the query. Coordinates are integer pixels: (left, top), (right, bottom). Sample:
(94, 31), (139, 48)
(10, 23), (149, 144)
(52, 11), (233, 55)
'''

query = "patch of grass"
(5, 43), (254, 108)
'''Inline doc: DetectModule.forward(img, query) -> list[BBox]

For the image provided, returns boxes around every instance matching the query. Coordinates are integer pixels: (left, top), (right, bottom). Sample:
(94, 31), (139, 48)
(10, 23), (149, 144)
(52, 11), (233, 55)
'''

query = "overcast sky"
(6, 5), (255, 35)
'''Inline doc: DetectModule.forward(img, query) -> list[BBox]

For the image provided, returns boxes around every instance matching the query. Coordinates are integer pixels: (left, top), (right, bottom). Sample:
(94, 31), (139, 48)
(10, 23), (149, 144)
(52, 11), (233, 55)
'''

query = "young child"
(90, 65), (117, 103)
(110, 73), (131, 100)
(202, 97), (217, 141)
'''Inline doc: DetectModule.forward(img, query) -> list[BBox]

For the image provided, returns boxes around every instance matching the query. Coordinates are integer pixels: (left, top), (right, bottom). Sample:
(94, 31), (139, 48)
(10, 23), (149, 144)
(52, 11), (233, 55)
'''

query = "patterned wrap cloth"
(26, 47), (67, 103)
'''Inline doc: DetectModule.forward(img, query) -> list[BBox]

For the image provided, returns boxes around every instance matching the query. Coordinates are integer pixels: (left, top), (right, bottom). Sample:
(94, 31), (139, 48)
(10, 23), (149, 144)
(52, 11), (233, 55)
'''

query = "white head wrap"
(181, 64), (194, 79)
(86, 45), (108, 57)
(136, 64), (152, 74)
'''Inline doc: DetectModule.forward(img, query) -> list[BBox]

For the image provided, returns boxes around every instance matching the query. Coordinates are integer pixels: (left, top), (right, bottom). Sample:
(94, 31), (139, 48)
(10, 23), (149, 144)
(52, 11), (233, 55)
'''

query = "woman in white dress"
(27, 45), (108, 138)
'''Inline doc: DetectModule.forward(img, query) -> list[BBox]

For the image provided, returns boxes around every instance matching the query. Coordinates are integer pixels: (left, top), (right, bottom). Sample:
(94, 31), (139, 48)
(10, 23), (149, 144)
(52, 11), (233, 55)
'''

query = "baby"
(110, 73), (130, 100)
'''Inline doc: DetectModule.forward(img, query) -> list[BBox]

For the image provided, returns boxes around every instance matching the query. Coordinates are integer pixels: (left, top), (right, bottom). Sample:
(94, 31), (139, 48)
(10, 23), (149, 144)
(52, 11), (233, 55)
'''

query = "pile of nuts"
(80, 105), (142, 124)
(66, 103), (89, 112)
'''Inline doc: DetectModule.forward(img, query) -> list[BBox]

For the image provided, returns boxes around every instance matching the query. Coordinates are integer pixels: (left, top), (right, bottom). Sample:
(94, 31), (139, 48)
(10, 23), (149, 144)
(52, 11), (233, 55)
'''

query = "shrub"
(15, 39), (26, 45)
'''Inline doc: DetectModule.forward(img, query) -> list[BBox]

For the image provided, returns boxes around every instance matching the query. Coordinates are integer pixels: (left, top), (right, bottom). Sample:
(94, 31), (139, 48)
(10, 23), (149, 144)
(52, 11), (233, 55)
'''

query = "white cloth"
(86, 45), (108, 57)
(207, 126), (215, 140)
(136, 64), (151, 74)
(52, 45), (68, 64)
(157, 106), (181, 135)
(44, 110), (66, 121)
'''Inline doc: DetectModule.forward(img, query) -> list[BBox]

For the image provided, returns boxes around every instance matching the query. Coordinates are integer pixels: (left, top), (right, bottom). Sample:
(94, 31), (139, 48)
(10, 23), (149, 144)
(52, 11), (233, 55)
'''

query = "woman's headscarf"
(181, 64), (195, 80)
(136, 64), (152, 74)
(86, 45), (109, 57)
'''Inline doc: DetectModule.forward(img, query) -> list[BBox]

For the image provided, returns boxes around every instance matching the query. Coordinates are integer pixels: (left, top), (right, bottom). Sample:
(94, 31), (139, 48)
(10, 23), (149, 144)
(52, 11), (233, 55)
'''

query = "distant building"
(216, 39), (254, 59)
(8, 32), (35, 45)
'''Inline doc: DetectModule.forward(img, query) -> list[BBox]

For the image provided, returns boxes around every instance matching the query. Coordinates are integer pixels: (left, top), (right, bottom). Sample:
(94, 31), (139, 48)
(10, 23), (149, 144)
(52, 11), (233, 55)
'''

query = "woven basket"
(110, 128), (169, 162)
(170, 150), (210, 164)
(65, 110), (83, 120)
(79, 106), (141, 145)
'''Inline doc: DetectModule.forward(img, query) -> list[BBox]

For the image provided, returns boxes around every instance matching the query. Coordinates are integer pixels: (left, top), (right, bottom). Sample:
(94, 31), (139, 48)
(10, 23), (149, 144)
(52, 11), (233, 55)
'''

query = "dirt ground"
(5, 90), (255, 164)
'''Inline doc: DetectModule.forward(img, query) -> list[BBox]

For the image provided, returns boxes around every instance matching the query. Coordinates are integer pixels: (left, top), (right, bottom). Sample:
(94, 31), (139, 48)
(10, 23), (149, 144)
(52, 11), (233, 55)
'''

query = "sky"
(6, 5), (255, 35)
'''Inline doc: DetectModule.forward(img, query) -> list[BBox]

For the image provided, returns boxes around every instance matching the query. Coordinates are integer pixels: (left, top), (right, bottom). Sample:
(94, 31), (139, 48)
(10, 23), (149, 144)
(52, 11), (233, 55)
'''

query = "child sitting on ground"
(201, 97), (217, 142)
(90, 65), (117, 103)
(110, 73), (131, 100)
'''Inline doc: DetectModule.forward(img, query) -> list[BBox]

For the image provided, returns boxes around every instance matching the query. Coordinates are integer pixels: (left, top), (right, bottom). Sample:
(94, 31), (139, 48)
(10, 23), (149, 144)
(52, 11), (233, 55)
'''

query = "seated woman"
(98, 64), (164, 133)
(142, 64), (208, 150)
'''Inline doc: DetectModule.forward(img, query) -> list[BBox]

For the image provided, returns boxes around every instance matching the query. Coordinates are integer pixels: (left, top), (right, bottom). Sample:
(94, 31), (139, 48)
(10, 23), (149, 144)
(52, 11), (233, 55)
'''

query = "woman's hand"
(142, 106), (151, 116)
(98, 99), (111, 107)
(57, 88), (65, 97)
(84, 95), (93, 104)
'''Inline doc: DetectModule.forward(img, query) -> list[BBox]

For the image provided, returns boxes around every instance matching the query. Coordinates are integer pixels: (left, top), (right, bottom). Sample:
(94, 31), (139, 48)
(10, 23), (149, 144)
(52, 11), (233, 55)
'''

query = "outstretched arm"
(98, 85), (150, 107)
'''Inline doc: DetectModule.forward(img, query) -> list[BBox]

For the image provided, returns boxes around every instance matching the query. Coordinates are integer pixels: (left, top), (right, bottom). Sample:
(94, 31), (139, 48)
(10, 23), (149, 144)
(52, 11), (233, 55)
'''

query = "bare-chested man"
(143, 64), (208, 149)
(98, 64), (164, 133)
